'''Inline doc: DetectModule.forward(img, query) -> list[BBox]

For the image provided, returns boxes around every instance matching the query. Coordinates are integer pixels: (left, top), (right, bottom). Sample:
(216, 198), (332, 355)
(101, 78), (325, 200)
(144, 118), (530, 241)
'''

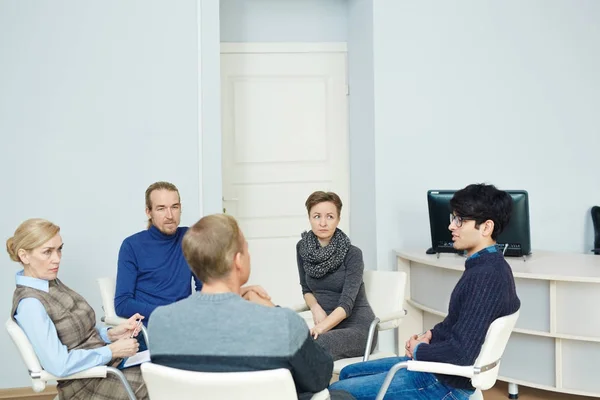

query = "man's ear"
(145, 207), (151, 219)
(481, 220), (495, 237)
(233, 252), (243, 273)
(18, 249), (29, 265)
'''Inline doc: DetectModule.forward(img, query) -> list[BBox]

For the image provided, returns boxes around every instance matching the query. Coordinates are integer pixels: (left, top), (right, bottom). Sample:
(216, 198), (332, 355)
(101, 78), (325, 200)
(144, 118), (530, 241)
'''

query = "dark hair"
(450, 183), (512, 240)
(305, 191), (343, 217)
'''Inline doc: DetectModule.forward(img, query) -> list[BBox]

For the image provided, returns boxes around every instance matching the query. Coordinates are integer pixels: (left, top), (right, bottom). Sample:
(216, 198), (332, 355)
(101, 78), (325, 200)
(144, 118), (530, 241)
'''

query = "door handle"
(222, 196), (239, 202)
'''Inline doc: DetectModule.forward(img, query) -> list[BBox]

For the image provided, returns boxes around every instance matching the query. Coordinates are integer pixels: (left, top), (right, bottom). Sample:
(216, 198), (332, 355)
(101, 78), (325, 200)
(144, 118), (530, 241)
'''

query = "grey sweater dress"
(296, 243), (377, 361)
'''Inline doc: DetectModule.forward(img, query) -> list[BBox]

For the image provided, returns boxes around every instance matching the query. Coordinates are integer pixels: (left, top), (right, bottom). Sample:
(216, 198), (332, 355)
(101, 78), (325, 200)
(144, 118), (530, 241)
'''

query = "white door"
(221, 44), (349, 307)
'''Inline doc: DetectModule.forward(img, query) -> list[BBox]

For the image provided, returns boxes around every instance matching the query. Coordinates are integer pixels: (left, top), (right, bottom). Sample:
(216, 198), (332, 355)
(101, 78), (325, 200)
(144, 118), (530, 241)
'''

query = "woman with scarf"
(296, 191), (377, 361)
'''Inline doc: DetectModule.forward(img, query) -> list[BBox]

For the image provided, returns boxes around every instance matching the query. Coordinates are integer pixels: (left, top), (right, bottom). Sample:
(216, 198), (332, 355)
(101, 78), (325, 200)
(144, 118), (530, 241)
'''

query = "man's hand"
(108, 313), (144, 342)
(404, 330), (432, 358)
(243, 289), (276, 307)
(240, 285), (271, 300)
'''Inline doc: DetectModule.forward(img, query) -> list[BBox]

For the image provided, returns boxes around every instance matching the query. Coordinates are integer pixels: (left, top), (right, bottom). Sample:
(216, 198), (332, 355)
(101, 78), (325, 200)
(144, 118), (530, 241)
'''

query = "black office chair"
(592, 206), (600, 255)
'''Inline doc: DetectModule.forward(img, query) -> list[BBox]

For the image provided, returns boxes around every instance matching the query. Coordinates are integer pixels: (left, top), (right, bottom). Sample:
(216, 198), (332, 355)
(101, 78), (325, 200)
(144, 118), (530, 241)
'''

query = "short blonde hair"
(145, 181), (180, 229)
(182, 214), (244, 283)
(6, 219), (60, 264)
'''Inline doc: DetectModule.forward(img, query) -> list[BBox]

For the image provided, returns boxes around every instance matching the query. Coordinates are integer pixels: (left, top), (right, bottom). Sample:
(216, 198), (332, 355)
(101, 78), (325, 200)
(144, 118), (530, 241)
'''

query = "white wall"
(0, 0), (200, 388)
(372, 0), (600, 270)
(200, 0), (224, 214)
(220, 0), (347, 42)
(347, 0), (377, 270)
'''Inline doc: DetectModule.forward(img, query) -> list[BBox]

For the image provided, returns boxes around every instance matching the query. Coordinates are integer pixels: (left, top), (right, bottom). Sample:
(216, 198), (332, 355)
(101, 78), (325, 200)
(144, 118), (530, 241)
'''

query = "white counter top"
(395, 248), (600, 283)
(396, 248), (600, 396)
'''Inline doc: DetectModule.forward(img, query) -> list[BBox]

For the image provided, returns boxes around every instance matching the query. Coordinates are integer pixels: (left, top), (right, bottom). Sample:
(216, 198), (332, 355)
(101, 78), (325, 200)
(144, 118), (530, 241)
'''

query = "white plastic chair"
(375, 310), (520, 400)
(141, 362), (330, 400)
(97, 276), (150, 347)
(98, 276), (127, 326)
(5, 318), (137, 400)
(293, 270), (407, 374)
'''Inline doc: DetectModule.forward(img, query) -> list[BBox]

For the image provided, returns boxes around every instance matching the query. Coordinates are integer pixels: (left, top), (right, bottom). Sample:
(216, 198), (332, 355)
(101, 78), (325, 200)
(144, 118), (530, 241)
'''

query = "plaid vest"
(11, 279), (148, 399)
(12, 279), (108, 355)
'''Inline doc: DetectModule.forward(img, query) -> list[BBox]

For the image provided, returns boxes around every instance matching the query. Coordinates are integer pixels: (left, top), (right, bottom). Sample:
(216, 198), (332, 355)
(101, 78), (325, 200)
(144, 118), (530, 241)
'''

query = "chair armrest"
(103, 316), (128, 326)
(375, 360), (475, 400)
(290, 303), (309, 312)
(310, 388), (330, 400)
(140, 325), (150, 347)
(407, 360), (474, 378)
(42, 367), (137, 400)
(377, 310), (407, 331)
(40, 366), (108, 381)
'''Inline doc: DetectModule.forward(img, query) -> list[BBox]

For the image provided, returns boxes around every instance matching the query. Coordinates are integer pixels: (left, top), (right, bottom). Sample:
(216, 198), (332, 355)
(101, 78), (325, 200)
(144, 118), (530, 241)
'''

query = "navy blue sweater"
(414, 247), (520, 389)
(114, 225), (202, 323)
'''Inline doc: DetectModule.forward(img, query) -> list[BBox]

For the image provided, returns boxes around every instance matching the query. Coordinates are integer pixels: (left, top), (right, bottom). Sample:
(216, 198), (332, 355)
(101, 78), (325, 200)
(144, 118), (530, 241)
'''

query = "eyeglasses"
(449, 214), (474, 228)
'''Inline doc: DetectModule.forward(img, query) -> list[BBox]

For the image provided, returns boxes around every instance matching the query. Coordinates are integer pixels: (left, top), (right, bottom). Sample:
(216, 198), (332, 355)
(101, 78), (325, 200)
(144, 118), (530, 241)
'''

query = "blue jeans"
(329, 357), (474, 400)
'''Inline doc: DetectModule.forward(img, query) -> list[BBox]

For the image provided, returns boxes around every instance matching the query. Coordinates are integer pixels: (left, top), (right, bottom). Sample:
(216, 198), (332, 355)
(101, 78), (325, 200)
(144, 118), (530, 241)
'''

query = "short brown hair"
(6, 219), (60, 264)
(145, 181), (180, 228)
(182, 214), (244, 283)
(305, 191), (343, 217)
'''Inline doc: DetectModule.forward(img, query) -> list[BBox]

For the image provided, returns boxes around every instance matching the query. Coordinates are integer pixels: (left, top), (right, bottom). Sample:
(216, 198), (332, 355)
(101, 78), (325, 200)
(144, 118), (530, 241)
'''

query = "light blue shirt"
(14, 271), (113, 377)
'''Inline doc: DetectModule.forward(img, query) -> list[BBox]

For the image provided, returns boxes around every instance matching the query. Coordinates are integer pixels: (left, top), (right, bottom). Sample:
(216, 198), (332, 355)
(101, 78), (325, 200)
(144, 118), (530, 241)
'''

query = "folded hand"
(240, 285), (271, 300)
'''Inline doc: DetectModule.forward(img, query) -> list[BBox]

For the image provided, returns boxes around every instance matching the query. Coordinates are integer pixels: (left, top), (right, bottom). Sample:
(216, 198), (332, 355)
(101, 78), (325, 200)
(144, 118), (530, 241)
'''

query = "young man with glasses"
(329, 183), (521, 400)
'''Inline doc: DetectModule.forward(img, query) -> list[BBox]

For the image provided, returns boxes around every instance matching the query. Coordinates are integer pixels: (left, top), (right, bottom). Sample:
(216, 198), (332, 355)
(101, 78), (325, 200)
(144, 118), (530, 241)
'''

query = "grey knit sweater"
(148, 292), (334, 397)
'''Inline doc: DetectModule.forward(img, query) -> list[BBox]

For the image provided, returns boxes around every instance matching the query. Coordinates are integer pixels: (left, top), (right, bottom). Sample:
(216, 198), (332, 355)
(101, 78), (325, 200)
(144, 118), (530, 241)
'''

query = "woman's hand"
(108, 338), (140, 358)
(240, 285), (271, 300)
(107, 313), (144, 342)
(310, 304), (327, 325)
(310, 323), (330, 339)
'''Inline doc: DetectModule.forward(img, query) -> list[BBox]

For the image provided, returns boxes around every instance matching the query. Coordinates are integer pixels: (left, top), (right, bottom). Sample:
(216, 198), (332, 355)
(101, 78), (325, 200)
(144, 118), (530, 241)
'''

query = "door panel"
(221, 49), (349, 306)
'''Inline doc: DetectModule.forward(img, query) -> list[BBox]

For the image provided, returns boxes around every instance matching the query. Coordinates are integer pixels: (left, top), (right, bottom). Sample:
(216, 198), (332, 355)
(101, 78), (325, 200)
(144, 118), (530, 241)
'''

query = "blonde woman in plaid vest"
(7, 218), (149, 400)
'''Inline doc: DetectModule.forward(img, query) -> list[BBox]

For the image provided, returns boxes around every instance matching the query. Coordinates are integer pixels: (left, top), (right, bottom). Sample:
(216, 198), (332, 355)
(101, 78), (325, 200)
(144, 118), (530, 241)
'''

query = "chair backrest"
(97, 276), (118, 319)
(5, 318), (47, 392)
(141, 363), (299, 400)
(592, 206), (600, 253)
(363, 270), (407, 318)
(471, 310), (520, 390)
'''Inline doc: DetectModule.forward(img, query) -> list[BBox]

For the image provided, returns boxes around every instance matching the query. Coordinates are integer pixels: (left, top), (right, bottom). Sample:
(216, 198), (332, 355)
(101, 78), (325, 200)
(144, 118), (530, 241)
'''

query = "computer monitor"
(427, 189), (531, 257)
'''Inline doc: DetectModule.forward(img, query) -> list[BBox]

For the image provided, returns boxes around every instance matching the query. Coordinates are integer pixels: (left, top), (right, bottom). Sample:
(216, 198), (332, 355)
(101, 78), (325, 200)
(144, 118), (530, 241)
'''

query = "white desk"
(396, 249), (600, 398)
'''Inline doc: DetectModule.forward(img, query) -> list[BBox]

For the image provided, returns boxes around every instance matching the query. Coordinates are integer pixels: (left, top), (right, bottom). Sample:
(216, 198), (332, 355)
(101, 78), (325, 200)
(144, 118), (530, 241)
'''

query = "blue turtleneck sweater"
(115, 225), (202, 323)
(413, 246), (520, 389)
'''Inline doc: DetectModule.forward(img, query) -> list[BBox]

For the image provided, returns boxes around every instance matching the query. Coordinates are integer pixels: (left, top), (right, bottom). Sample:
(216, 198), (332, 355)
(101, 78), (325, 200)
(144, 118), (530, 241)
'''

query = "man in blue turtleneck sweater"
(115, 182), (201, 323)
(330, 183), (521, 400)
(115, 181), (269, 324)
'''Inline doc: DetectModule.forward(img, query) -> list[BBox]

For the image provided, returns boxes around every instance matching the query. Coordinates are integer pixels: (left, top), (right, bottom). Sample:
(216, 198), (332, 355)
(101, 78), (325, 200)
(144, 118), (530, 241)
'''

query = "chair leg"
(363, 318), (380, 361)
(107, 367), (137, 400)
(508, 382), (518, 399)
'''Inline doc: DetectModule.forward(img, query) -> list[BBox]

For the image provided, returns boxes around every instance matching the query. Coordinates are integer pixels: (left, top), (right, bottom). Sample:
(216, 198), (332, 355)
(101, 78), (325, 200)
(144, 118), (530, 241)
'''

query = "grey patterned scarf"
(298, 228), (351, 279)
